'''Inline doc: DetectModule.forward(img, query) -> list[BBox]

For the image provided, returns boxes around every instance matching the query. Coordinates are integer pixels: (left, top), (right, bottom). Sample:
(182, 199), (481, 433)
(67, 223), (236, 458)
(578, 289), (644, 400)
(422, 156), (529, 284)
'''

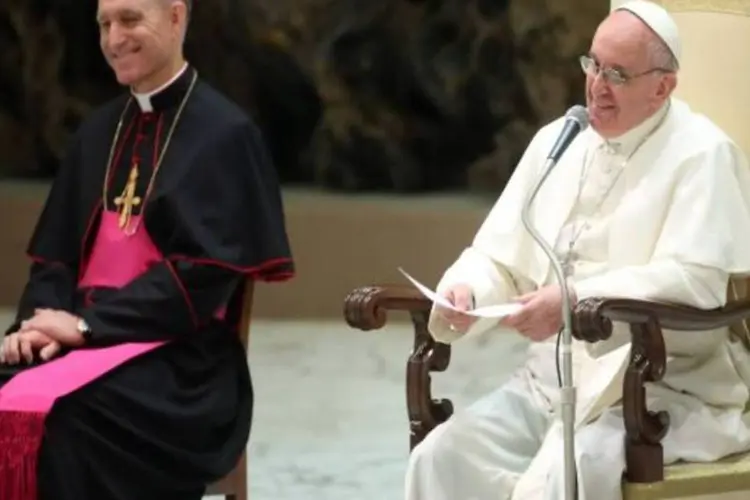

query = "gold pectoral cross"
(114, 163), (142, 230)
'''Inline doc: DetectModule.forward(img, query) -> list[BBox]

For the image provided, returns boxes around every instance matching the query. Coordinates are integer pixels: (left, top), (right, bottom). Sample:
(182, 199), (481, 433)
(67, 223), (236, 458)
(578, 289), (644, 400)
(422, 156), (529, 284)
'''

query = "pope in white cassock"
(404, 1), (750, 500)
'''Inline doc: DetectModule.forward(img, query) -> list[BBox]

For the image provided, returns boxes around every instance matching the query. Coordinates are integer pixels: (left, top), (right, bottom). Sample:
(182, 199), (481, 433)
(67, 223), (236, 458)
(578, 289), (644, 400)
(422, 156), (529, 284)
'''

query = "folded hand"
(20, 309), (84, 347)
(501, 285), (574, 342)
(1, 329), (61, 365)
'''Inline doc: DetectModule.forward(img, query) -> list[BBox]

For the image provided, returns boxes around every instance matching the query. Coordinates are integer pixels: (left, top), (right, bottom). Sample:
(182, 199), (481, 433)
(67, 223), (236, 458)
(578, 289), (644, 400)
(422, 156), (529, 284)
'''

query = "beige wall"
(0, 183), (491, 319)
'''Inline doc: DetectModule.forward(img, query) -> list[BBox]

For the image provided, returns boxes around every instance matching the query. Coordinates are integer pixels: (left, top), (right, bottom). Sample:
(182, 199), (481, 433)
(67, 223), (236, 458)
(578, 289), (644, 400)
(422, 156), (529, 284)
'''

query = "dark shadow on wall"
(0, 0), (605, 193)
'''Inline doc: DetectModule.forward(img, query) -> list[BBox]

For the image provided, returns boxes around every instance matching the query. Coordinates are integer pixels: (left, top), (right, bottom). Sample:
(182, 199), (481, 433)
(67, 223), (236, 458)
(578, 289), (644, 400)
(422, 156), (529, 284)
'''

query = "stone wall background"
(0, 0), (606, 193)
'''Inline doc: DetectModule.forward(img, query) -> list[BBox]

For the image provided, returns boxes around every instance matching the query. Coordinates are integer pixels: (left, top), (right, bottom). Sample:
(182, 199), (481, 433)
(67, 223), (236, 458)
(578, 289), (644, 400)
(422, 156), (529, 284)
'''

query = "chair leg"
(234, 451), (248, 500)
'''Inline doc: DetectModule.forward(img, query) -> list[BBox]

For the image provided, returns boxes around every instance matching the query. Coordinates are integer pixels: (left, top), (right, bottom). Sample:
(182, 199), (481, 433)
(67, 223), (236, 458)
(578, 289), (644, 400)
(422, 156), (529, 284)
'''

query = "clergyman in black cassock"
(0, 1), (294, 498)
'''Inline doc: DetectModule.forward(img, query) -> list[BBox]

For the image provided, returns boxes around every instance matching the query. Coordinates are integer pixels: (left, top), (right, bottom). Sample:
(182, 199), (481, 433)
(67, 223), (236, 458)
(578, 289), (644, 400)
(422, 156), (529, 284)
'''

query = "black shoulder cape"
(13, 67), (294, 340)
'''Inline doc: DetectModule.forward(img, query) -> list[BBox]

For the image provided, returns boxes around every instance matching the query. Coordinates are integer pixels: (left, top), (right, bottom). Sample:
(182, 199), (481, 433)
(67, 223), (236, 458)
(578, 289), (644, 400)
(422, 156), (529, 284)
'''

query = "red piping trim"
(30, 254), (293, 275)
(26, 255), (67, 267)
(78, 114), (137, 281)
(105, 117), (136, 190)
(168, 256), (293, 275)
(153, 114), (164, 165)
(262, 271), (295, 282)
(77, 200), (103, 283)
(30, 253), (294, 282)
(165, 260), (199, 329)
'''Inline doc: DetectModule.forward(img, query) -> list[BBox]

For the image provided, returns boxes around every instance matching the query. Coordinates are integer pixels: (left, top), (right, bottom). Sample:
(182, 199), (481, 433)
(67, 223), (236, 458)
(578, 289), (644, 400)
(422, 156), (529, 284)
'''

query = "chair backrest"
(238, 280), (255, 350)
(657, 2), (750, 157)
(649, 3), (750, 351)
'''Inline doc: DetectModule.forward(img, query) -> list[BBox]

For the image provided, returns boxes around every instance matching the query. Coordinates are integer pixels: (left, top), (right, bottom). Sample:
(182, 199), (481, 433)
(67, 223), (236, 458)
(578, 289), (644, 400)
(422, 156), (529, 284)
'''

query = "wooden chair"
(205, 279), (254, 500)
(343, 279), (750, 498)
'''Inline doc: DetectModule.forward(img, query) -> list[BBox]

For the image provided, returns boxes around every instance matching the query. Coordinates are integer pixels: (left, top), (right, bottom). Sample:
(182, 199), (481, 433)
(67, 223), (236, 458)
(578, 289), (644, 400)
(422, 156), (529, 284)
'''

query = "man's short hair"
(162, 0), (191, 18)
(648, 37), (679, 72)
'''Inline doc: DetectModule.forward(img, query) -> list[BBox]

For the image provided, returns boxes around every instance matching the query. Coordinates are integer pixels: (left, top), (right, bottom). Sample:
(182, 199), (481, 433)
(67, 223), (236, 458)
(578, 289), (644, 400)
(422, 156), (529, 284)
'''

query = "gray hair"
(647, 36), (679, 72)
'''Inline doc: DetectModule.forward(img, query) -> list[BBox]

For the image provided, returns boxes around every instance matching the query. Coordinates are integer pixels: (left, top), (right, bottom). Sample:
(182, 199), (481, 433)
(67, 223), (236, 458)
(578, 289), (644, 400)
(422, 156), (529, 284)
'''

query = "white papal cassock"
(405, 98), (750, 500)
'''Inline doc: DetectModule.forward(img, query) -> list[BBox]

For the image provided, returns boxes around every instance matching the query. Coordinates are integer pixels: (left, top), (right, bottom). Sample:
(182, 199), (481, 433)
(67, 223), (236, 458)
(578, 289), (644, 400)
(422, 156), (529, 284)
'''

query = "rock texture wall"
(0, 0), (606, 193)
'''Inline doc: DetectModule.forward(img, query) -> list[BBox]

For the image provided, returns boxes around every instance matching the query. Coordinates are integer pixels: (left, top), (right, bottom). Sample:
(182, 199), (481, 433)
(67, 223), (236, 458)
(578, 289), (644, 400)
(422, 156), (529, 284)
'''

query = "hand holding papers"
(398, 268), (523, 319)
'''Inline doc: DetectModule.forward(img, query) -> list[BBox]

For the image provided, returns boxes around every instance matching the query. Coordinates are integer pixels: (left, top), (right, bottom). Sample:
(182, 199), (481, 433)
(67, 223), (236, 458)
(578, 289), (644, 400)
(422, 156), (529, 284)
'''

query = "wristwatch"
(76, 317), (92, 341)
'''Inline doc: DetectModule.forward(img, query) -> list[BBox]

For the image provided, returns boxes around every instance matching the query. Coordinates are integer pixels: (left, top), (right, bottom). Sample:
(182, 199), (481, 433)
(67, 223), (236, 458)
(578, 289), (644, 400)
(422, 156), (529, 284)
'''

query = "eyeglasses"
(579, 55), (671, 86)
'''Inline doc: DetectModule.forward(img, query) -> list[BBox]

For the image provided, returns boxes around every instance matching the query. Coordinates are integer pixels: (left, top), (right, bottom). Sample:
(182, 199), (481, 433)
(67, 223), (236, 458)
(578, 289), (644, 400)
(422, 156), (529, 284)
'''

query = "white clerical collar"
(595, 100), (671, 156)
(131, 63), (188, 113)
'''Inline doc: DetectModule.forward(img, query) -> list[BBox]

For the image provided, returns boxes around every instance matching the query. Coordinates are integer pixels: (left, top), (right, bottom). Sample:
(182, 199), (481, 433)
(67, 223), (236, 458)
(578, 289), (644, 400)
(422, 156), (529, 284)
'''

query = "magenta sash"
(0, 211), (168, 499)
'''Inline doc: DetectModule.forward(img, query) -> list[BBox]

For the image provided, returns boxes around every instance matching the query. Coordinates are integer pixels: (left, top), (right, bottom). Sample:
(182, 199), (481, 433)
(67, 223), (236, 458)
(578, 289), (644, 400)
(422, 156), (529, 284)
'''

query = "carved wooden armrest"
(344, 285), (454, 449)
(572, 297), (750, 484)
(344, 285), (431, 330)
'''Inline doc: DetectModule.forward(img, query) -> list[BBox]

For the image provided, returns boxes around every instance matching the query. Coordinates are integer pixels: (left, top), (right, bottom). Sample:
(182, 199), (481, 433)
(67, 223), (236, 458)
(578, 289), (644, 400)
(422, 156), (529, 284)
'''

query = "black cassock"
(0, 65), (294, 499)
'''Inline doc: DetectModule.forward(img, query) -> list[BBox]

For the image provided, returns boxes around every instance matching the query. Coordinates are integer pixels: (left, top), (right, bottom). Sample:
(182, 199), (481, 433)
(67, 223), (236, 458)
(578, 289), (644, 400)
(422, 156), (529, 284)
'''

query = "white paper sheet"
(398, 268), (523, 319)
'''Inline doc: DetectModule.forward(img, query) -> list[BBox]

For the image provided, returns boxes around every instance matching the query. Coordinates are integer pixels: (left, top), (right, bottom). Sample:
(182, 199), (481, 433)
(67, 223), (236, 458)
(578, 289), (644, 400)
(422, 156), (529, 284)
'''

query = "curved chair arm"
(573, 297), (750, 484)
(344, 285), (454, 449)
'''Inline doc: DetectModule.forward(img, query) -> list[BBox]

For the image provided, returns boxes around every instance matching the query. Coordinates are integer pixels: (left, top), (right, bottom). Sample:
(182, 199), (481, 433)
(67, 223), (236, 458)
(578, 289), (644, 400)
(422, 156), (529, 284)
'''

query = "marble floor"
(3, 312), (746, 499)
(0, 309), (529, 499)
(235, 319), (529, 500)
(237, 320), (750, 500)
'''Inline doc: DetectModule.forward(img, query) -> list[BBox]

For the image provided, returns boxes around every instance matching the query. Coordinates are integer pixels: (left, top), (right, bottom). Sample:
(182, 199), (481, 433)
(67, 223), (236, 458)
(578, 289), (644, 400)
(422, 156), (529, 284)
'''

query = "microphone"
(520, 104), (590, 500)
(546, 105), (590, 162)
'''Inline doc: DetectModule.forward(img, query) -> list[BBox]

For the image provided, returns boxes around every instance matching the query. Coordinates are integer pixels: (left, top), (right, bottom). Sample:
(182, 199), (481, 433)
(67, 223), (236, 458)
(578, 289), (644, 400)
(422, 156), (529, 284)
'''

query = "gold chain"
(101, 70), (198, 236)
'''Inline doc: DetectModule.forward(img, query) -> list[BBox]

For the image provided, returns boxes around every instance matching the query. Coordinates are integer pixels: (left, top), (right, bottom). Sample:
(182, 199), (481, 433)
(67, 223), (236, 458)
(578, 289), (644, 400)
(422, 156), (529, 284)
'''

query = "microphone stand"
(521, 157), (578, 500)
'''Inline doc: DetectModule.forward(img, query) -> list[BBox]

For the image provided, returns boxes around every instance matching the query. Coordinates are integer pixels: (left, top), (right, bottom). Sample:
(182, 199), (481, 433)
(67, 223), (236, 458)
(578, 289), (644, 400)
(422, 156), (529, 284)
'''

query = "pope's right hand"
(434, 283), (477, 335)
